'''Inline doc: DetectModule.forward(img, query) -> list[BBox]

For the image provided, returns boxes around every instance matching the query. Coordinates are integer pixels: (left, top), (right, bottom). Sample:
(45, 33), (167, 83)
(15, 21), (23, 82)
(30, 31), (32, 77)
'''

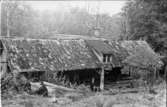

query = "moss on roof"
(121, 41), (163, 69)
(107, 40), (162, 69)
(1, 38), (100, 72)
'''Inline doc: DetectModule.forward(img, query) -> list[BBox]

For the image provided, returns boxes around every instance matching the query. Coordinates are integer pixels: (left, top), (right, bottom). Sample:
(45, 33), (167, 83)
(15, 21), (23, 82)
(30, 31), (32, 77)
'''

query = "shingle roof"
(0, 38), (100, 72)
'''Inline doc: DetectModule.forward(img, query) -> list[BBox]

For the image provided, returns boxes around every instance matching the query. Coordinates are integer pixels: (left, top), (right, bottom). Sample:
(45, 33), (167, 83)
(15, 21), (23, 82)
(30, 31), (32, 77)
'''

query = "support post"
(154, 67), (156, 80)
(100, 66), (104, 91)
(165, 66), (167, 82)
(129, 67), (131, 76)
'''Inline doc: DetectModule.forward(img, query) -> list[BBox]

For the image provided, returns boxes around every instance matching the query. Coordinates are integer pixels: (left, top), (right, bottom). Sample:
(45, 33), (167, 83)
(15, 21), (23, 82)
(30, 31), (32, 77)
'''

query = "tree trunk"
(7, 4), (10, 37)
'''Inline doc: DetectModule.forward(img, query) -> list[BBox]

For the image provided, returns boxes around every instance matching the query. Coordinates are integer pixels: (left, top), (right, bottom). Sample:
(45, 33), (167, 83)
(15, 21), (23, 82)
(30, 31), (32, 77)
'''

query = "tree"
(1, 1), (36, 37)
(123, 0), (167, 55)
(1, 2), (126, 40)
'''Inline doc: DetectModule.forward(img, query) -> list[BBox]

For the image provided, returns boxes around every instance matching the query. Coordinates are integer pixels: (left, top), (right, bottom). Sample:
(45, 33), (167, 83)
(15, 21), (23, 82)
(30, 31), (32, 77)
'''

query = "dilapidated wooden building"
(0, 37), (163, 90)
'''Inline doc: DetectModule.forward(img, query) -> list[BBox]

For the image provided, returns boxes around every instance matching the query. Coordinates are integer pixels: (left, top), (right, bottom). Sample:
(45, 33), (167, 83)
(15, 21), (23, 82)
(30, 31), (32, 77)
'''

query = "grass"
(1, 82), (166, 107)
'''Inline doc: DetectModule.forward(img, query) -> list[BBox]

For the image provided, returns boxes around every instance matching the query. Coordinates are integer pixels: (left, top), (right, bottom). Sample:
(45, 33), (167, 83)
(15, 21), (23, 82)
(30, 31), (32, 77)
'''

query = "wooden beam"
(100, 66), (104, 91)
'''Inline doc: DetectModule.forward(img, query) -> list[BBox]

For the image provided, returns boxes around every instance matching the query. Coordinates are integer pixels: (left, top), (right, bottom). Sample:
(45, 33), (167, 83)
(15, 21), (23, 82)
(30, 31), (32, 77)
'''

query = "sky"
(27, 1), (127, 16)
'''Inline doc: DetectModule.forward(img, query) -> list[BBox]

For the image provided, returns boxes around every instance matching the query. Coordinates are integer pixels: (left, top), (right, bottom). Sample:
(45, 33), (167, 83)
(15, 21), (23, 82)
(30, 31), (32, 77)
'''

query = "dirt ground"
(1, 82), (166, 107)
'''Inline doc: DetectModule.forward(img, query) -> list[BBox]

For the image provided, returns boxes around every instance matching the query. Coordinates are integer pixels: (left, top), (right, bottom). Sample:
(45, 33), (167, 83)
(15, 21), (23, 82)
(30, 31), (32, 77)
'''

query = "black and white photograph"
(0, 0), (166, 107)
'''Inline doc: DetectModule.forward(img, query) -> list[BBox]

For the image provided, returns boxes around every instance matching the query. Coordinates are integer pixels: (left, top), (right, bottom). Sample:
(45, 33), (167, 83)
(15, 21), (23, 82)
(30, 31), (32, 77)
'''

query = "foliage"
(1, 1), (37, 37)
(123, 0), (167, 55)
(1, 1), (125, 40)
(34, 7), (124, 39)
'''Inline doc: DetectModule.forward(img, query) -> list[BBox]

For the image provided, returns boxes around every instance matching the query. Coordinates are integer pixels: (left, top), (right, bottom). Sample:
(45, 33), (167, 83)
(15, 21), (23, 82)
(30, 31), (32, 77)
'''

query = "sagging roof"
(0, 38), (100, 72)
(85, 40), (113, 54)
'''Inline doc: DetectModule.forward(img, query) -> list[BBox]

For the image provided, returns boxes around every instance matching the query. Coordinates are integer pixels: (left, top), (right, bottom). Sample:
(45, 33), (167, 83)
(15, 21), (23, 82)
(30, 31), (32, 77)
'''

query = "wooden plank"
(43, 81), (75, 91)
(30, 81), (75, 93)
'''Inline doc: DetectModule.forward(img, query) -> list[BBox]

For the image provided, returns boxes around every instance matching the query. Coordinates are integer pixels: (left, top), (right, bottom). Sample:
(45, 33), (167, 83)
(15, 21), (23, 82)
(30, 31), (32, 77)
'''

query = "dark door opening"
(105, 67), (122, 83)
